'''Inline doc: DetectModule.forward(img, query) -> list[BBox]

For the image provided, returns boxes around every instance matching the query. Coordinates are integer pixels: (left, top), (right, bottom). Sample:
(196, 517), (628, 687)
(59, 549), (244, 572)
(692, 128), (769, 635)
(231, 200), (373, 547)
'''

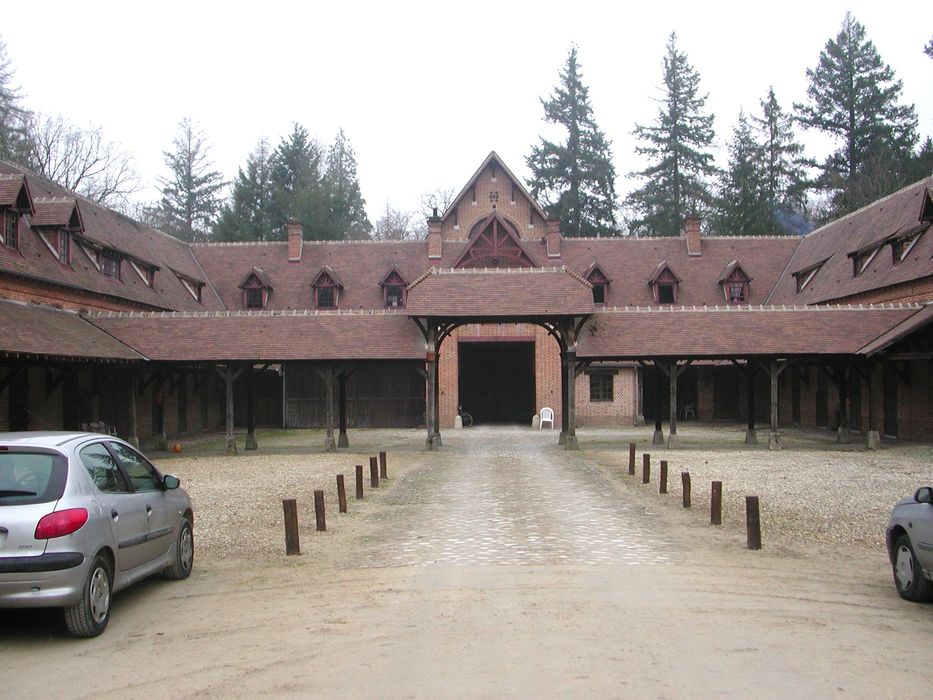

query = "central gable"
(454, 214), (536, 269)
(440, 152), (548, 241)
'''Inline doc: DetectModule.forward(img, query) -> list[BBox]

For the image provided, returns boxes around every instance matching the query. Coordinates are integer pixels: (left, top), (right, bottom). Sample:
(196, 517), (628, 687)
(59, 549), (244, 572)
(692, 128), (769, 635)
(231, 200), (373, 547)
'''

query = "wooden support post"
(659, 460), (668, 494)
(628, 443), (636, 475)
(836, 364), (850, 444)
(711, 481), (722, 525)
(224, 364), (237, 455)
(866, 362), (881, 449)
(746, 496), (761, 550)
(154, 375), (168, 451)
(558, 354), (568, 445)
(769, 361), (784, 450)
(425, 327), (438, 450)
(379, 451), (387, 479)
(337, 475), (348, 513)
(355, 465), (364, 499)
(668, 362), (680, 448)
(642, 453), (650, 484)
(324, 366), (336, 452)
(314, 490), (326, 532)
(682, 472), (691, 508)
(282, 499), (300, 555)
(653, 362), (664, 444)
(245, 365), (258, 450)
(745, 361), (758, 445)
(127, 372), (139, 448)
(337, 370), (349, 448)
(370, 456), (379, 488)
(564, 320), (579, 450)
(433, 357), (442, 447)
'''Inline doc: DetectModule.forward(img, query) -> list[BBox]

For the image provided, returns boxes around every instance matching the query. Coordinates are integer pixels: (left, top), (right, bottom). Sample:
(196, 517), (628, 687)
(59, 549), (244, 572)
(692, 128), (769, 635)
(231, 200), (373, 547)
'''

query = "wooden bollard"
(659, 460), (668, 494)
(711, 481), (722, 525)
(336, 475), (348, 513)
(314, 489), (326, 532)
(628, 443), (636, 475)
(642, 453), (650, 484)
(682, 472), (691, 508)
(282, 499), (300, 555)
(379, 451), (388, 479)
(355, 465), (364, 499)
(370, 456), (379, 488)
(746, 496), (761, 550)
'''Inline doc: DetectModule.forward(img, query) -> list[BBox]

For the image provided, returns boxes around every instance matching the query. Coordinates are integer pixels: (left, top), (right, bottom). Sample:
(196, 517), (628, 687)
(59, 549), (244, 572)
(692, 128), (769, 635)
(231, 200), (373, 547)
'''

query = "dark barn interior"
(458, 341), (535, 425)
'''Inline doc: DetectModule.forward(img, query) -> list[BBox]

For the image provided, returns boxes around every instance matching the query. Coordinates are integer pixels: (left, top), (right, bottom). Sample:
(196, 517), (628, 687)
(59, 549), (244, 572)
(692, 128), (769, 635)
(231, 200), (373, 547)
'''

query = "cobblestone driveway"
(348, 427), (675, 568)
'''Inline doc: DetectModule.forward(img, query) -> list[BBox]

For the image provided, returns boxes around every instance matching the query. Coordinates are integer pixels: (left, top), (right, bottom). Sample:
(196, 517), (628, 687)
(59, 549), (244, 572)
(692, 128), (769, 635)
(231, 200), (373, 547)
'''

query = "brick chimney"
(287, 218), (303, 262)
(427, 208), (442, 259)
(684, 216), (702, 256)
(545, 219), (561, 258)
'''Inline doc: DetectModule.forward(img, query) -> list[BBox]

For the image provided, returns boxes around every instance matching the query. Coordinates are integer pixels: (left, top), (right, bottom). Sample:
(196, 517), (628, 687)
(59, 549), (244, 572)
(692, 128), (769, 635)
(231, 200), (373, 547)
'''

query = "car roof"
(0, 431), (109, 448)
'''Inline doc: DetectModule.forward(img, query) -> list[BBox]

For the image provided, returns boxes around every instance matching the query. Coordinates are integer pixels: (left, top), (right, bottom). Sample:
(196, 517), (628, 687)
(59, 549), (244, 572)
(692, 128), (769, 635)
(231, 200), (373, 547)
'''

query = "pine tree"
(321, 130), (371, 240)
(156, 118), (225, 242)
(526, 46), (617, 237)
(213, 138), (276, 241)
(0, 37), (31, 164)
(794, 13), (918, 216)
(713, 112), (771, 235)
(627, 33), (717, 236)
(753, 87), (808, 229)
(269, 123), (327, 240)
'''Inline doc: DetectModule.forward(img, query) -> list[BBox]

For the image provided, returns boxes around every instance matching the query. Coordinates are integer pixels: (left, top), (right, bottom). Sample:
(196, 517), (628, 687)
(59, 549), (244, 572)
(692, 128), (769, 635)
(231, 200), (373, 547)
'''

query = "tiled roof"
(405, 267), (595, 317)
(0, 173), (32, 210)
(767, 178), (933, 305)
(0, 161), (224, 312)
(858, 303), (933, 356)
(238, 266), (272, 288)
(29, 197), (81, 229)
(577, 305), (921, 359)
(0, 299), (142, 360)
(86, 310), (424, 361)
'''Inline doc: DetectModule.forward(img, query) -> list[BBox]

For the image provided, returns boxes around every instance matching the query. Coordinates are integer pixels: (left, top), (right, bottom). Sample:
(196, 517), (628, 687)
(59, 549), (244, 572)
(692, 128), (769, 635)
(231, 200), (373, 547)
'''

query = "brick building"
(1, 153), (931, 450)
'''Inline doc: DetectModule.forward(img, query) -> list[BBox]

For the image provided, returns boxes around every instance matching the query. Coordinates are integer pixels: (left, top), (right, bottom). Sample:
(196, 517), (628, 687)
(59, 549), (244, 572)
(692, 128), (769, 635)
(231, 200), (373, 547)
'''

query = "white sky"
(5, 0), (932, 226)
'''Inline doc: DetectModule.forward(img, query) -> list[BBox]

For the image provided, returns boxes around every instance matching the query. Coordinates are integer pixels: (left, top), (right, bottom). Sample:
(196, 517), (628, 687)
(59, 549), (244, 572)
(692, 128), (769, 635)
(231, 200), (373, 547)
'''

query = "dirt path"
(2, 428), (931, 698)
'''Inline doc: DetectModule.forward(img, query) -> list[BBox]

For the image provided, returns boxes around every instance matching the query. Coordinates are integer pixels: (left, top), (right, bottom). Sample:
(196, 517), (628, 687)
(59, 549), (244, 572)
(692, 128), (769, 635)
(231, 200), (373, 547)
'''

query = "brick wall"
(0, 273), (154, 312)
(833, 275), (933, 305)
(576, 365), (637, 426)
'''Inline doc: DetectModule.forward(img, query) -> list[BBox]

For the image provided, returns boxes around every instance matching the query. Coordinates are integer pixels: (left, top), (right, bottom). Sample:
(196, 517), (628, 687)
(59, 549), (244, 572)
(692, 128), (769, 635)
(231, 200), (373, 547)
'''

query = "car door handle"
(111, 509), (119, 520)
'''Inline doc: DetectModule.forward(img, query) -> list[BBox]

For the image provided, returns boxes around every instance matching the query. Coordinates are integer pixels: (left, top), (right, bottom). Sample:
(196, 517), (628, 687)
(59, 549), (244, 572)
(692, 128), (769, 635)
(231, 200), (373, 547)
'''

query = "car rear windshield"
(0, 450), (68, 506)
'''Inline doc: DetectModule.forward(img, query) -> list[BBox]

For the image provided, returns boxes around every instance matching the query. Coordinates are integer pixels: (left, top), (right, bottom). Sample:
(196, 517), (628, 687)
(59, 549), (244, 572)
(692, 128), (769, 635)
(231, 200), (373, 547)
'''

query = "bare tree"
(28, 114), (139, 210)
(419, 187), (456, 219)
(372, 203), (425, 240)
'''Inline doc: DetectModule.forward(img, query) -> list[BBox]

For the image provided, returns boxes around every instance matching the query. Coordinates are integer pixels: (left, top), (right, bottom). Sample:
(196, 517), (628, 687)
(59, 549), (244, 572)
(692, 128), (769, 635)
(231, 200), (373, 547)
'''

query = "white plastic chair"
(539, 407), (554, 429)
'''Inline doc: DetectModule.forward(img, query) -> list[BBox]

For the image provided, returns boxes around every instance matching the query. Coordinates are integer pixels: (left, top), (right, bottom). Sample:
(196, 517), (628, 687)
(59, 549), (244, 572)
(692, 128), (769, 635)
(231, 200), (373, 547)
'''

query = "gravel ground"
(149, 424), (933, 561)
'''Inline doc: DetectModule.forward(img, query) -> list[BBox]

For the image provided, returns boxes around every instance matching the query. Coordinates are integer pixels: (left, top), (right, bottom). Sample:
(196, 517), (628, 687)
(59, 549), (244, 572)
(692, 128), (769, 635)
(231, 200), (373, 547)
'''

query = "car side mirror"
(915, 487), (933, 504)
(163, 474), (181, 490)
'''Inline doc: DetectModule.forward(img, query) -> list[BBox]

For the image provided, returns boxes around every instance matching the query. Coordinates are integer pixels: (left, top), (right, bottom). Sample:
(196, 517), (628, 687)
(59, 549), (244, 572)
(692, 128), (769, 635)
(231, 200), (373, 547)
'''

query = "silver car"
(0, 432), (193, 637)
(886, 486), (933, 602)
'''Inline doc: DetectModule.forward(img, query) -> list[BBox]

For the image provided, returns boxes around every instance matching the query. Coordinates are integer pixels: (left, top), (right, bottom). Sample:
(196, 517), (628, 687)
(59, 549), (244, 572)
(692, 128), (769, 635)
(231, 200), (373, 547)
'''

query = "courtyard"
(1, 425), (931, 698)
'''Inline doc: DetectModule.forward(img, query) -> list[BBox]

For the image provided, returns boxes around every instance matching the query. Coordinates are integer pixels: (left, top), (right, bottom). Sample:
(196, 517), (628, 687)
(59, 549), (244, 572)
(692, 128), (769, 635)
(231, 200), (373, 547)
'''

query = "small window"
(658, 283), (675, 304)
(79, 443), (129, 493)
(57, 230), (70, 263)
(385, 285), (404, 308)
(727, 281), (747, 303)
(592, 283), (605, 304)
(100, 252), (121, 280)
(316, 286), (335, 309)
(589, 374), (614, 402)
(246, 287), (264, 309)
(109, 442), (161, 492)
(0, 451), (67, 505)
(3, 211), (18, 249)
(892, 233), (921, 263)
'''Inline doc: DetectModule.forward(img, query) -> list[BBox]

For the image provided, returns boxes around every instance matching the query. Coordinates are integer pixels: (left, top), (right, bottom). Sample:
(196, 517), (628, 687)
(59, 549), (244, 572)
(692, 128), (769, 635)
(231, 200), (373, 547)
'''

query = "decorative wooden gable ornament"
(454, 214), (536, 269)
(311, 266), (343, 309)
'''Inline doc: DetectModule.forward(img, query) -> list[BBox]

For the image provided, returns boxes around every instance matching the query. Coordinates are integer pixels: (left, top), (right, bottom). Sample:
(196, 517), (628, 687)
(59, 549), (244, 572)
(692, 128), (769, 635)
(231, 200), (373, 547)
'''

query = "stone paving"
(348, 427), (675, 568)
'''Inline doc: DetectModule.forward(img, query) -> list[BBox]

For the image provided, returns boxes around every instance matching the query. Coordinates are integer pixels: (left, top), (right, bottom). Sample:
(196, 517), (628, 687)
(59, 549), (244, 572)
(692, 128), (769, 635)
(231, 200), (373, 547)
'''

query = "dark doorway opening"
(458, 341), (534, 425)
(641, 365), (698, 423)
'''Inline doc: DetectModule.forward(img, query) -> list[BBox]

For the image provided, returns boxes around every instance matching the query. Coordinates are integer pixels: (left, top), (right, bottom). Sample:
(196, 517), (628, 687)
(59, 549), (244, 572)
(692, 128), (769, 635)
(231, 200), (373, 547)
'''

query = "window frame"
(245, 286), (265, 309)
(3, 210), (18, 249)
(726, 280), (748, 303)
(315, 285), (336, 309)
(106, 441), (163, 493)
(384, 284), (405, 308)
(100, 251), (121, 280)
(592, 283), (606, 304)
(589, 373), (614, 403)
(657, 282), (676, 304)
(79, 442), (130, 494)
(57, 229), (71, 263)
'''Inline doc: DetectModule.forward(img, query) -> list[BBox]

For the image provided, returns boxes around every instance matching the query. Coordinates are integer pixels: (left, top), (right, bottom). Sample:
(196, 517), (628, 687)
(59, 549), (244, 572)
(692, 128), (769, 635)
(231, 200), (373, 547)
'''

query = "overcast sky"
(5, 1), (932, 226)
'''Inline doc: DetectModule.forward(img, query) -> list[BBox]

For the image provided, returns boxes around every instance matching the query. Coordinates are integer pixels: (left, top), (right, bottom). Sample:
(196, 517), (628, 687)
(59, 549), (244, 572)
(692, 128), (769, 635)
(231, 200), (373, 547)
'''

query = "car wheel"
(893, 534), (933, 602)
(163, 517), (194, 580)
(64, 554), (112, 638)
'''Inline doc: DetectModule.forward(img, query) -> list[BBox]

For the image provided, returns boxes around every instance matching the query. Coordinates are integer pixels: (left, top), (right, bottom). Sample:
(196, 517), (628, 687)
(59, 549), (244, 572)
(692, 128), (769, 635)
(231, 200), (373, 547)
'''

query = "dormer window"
(176, 272), (204, 303)
(849, 246), (880, 277)
(792, 261), (824, 293)
(57, 230), (70, 263)
(584, 263), (611, 305)
(2, 210), (18, 249)
(238, 267), (272, 309)
(379, 268), (408, 309)
(718, 261), (751, 304)
(312, 266), (343, 309)
(100, 251), (121, 280)
(648, 261), (680, 305)
(891, 230), (922, 263)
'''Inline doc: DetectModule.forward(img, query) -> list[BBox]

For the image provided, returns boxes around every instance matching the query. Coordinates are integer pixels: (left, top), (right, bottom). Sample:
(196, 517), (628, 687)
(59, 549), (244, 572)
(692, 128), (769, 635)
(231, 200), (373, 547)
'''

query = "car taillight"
(35, 508), (89, 540)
